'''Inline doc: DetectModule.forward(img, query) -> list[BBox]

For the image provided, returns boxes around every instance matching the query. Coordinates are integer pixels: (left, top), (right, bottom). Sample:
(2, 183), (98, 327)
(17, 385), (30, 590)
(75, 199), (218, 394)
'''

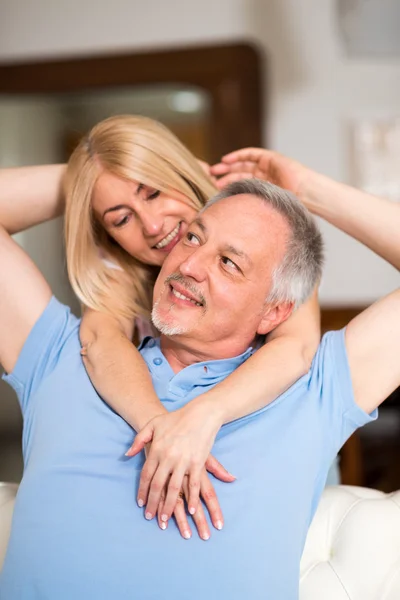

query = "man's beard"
(151, 299), (189, 335)
(151, 273), (206, 336)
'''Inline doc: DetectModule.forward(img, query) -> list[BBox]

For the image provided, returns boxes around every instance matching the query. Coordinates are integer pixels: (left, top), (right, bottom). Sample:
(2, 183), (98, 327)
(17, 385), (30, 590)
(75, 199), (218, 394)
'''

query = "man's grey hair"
(203, 179), (324, 308)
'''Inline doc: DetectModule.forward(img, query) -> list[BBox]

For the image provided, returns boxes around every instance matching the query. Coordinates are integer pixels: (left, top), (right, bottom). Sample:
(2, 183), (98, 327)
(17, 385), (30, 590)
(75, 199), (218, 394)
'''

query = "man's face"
(152, 194), (292, 358)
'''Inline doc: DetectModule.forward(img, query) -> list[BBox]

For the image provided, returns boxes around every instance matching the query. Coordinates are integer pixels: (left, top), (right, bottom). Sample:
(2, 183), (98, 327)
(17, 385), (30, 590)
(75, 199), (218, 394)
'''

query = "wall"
(0, 98), (78, 433)
(0, 0), (399, 307)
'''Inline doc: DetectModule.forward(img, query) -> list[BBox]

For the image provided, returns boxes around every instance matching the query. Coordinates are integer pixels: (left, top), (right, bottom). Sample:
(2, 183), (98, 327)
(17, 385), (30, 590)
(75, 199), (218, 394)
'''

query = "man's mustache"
(164, 273), (207, 308)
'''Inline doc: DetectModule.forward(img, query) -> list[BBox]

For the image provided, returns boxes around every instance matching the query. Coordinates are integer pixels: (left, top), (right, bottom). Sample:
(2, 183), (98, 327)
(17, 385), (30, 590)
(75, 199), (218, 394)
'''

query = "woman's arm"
(80, 309), (234, 540)
(82, 296), (319, 527)
(94, 288), (319, 432)
(0, 164), (66, 234)
(130, 288), (320, 521)
(80, 309), (167, 431)
(194, 286), (320, 424)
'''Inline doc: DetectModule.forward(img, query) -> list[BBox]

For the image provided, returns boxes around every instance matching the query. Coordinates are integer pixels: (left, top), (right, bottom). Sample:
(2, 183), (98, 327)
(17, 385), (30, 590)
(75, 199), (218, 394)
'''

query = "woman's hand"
(126, 398), (235, 522)
(210, 148), (311, 201)
(157, 470), (224, 540)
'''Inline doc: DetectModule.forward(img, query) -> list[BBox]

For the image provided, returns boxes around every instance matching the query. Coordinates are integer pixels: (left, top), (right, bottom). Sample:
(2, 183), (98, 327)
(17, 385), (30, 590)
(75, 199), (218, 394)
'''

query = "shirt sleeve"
(2, 296), (79, 415)
(307, 328), (378, 462)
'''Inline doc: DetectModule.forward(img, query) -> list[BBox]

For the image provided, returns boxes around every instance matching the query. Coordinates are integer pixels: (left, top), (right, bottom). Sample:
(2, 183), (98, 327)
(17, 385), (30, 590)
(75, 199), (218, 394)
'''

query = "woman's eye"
(221, 256), (238, 271)
(186, 232), (200, 245)
(148, 190), (160, 200)
(115, 215), (130, 228)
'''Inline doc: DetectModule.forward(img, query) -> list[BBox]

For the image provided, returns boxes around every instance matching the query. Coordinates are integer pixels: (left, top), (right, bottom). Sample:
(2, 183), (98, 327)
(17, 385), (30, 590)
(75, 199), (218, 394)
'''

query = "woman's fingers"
(190, 499), (211, 541)
(151, 472), (225, 541)
(181, 476), (211, 541)
(186, 468), (202, 516)
(136, 456), (159, 511)
(144, 463), (175, 520)
(172, 494), (192, 540)
(157, 491), (168, 531)
(157, 463), (187, 522)
(125, 424), (154, 457)
(200, 471), (224, 531)
(205, 455), (236, 482)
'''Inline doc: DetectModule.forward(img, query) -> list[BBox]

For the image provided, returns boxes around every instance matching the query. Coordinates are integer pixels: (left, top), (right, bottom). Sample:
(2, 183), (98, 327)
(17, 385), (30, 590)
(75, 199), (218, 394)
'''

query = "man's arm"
(0, 164), (66, 234)
(345, 290), (400, 414)
(212, 147), (400, 414)
(304, 173), (400, 271)
(0, 225), (52, 373)
(301, 163), (400, 414)
(213, 148), (400, 270)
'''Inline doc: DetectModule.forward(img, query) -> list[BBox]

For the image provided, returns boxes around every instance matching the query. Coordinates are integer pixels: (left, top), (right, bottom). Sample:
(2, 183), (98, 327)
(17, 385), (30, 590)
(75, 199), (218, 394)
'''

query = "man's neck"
(159, 334), (256, 374)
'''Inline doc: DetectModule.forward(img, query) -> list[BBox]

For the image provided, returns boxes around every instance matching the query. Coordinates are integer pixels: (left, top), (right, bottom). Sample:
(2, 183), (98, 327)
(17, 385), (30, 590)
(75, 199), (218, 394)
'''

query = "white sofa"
(1, 483), (400, 598)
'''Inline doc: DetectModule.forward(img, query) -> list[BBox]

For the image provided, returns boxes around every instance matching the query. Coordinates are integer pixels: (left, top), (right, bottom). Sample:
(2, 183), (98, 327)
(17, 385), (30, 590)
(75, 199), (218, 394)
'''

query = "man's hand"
(196, 158), (218, 186)
(210, 148), (311, 201)
(126, 400), (235, 524)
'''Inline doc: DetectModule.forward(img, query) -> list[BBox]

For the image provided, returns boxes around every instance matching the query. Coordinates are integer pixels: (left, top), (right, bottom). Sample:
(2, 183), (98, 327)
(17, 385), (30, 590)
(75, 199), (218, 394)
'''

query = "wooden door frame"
(0, 43), (264, 162)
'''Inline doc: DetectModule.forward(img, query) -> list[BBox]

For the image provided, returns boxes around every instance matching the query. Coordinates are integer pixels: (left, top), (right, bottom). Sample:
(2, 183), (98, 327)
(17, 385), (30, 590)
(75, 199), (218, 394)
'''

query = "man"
(0, 178), (399, 599)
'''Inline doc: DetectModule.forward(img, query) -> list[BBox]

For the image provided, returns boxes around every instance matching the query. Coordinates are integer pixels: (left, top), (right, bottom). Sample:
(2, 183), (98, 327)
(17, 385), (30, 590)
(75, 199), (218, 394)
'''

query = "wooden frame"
(0, 43), (264, 163)
(321, 306), (365, 333)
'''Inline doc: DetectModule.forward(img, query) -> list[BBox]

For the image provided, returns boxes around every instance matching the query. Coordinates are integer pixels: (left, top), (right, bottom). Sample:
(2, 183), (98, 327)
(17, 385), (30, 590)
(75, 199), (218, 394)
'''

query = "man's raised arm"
(345, 288), (400, 414)
(0, 225), (52, 374)
(298, 158), (400, 414)
(212, 147), (400, 414)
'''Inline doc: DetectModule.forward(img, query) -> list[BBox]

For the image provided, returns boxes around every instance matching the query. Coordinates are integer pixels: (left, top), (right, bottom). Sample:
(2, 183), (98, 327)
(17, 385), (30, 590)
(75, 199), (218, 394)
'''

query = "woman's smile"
(153, 222), (182, 252)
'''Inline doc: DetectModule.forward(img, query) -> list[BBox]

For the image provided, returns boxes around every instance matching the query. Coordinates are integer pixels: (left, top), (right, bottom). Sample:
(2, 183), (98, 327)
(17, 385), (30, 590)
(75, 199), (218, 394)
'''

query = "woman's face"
(92, 171), (199, 266)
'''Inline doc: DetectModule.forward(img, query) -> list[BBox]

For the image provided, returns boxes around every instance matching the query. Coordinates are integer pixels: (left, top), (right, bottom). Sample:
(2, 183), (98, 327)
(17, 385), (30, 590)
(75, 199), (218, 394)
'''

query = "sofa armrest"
(300, 486), (400, 599)
(0, 482), (18, 570)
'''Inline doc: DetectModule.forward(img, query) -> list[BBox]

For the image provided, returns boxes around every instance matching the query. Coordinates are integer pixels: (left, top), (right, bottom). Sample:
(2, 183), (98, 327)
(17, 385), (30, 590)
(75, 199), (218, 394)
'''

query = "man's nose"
(139, 206), (164, 237)
(179, 249), (208, 282)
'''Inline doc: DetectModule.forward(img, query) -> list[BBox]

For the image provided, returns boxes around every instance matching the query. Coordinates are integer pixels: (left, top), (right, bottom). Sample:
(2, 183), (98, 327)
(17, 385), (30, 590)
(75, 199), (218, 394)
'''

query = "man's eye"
(115, 215), (130, 228)
(186, 232), (200, 245)
(148, 190), (160, 200)
(221, 256), (238, 270)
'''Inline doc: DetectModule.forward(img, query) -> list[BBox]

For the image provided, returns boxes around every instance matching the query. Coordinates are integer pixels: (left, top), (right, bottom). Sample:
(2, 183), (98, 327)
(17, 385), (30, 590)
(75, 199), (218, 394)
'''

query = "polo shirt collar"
(139, 336), (254, 395)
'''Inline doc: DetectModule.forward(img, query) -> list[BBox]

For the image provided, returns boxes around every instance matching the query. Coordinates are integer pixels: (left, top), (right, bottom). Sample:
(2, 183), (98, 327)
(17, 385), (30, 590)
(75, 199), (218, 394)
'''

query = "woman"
(0, 115), (320, 539)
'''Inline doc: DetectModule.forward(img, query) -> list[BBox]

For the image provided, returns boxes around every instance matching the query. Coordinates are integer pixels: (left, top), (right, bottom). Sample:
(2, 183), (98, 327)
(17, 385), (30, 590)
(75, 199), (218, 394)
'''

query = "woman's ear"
(257, 302), (294, 336)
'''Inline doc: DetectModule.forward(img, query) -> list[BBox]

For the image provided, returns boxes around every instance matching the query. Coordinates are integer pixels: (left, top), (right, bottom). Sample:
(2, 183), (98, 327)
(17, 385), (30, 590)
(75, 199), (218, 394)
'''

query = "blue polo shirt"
(0, 298), (376, 600)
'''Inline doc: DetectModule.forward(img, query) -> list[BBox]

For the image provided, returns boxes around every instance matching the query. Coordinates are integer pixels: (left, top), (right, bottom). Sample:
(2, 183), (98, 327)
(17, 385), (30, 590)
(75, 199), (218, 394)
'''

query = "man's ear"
(257, 302), (294, 336)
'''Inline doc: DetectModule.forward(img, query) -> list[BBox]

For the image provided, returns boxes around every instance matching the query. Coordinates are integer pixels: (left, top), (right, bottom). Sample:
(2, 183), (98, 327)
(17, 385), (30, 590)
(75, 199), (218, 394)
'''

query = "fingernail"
(202, 532), (210, 541)
(145, 512), (152, 520)
(189, 507), (195, 515)
(215, 520), (223, 530)
(160, 522), (167, 530)
(183, 530), (191, 539)
(137, 499), (144, 508)
(161, 514), (168, 522)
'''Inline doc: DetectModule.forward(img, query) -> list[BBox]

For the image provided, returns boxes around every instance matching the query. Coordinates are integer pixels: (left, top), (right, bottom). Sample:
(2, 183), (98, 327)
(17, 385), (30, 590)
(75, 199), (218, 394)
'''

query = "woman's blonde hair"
(64, 114), (216, 322)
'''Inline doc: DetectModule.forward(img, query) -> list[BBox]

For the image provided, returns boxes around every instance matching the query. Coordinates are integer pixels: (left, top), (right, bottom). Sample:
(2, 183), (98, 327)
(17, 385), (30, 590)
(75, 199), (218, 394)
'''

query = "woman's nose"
(139, 207), (164, 237)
